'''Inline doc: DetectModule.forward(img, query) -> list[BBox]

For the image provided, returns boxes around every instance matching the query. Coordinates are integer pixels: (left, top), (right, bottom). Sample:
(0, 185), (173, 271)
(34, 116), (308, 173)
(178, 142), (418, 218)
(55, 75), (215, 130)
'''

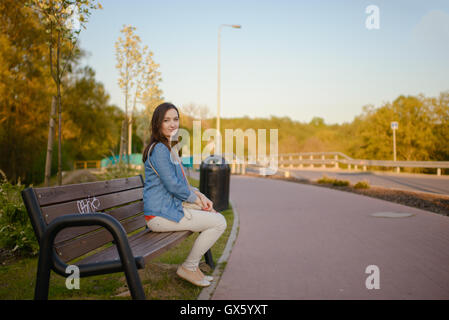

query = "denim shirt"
(143, 142), (198, 223)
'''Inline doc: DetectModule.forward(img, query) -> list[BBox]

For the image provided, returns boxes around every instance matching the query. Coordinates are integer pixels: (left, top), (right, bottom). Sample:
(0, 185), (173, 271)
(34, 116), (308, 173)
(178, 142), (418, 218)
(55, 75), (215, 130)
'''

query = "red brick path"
(212, 176), (449, 299)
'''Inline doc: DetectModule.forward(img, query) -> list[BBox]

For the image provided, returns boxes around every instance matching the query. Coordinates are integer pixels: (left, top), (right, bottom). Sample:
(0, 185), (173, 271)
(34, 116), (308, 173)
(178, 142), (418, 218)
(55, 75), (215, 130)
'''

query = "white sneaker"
(176, 266), (211, 287)
(197, 268), (214, 282)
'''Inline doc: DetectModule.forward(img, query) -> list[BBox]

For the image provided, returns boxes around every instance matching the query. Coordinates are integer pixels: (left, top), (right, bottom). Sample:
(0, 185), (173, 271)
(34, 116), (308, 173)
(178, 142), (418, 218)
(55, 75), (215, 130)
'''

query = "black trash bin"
(199, 155), (230, 212)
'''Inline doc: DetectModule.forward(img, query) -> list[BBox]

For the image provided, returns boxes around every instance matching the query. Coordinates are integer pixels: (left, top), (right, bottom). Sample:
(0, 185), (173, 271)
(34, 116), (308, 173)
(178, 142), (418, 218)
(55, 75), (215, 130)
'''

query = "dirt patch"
(244, 172), (449, 217)
(62, 169), (98, 185)
(0, 248), (16, 265)
(0, 248), (34, 266)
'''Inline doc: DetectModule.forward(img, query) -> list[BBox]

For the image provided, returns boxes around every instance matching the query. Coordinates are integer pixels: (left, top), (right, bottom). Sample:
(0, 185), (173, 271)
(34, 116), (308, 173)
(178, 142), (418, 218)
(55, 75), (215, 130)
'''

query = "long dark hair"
(142, 102), (180, 163)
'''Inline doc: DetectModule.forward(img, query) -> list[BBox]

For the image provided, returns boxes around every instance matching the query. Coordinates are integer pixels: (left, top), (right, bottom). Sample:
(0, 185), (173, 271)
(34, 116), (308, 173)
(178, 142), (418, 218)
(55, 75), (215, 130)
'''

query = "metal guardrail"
(272, 152), (449, 176)
(74, 160), (101, 170)
(221, 152), (448, 176)
(278, 152), (353, 160)
(77, 152), (448, 176)
(340, 159), (449, 169)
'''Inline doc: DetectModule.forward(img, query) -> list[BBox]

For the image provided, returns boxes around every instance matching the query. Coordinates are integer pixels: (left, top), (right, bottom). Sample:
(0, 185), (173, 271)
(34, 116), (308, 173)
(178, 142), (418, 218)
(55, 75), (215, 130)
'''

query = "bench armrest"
(35, 213), (146, 300)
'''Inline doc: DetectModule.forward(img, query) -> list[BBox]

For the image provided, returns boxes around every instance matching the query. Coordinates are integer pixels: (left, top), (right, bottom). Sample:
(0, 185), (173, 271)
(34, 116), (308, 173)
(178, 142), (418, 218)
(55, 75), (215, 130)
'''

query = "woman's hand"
(199, 194), (214, 211)
(194, 196), (204, 209)
(194, 191), (216, 212)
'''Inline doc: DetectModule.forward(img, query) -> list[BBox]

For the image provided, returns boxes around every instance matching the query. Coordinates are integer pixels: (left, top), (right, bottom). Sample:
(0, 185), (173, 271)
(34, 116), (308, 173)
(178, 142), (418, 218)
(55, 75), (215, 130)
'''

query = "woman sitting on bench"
(142, 102), (227, 287)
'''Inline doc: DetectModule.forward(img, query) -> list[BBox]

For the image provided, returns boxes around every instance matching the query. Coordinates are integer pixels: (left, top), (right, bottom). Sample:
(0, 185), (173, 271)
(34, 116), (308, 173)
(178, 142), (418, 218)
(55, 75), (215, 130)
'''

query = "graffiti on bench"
(77, 196), (101, 214)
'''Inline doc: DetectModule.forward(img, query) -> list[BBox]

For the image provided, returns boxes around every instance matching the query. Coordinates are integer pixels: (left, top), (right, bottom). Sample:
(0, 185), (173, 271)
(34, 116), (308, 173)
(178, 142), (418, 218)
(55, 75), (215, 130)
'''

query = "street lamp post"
(391, 121), (399, 172)
(217, 24), (241, 155)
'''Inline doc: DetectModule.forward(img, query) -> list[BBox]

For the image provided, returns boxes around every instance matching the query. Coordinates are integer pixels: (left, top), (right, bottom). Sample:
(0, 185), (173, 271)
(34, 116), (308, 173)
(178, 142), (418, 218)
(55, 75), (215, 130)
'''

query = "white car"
(259, 167), (278, 176)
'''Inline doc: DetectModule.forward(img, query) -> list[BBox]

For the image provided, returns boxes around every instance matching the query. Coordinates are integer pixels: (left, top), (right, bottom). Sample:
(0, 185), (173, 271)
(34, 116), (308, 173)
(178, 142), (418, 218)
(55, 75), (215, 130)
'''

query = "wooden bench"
(21, 175), (214, 300)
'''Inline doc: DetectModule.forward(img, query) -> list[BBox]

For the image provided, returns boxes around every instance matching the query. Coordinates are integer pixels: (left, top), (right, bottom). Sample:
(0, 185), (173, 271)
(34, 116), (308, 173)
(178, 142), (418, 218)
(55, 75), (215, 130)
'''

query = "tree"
(129, 44), (162, 154)
(135, 94), (164, 151)
(27, 0), (102, 185)
(309, 116), (325, 127)
(115, 25), (141, 163)
(63, 66), (122, 160)
(115, 25), (162, 158)
(0, 1), (162, 185)
(428, 91), (449, 160)
(181, 103), (212, 121)
(353, 95), (435, 161)
(0, 0), (52, 183)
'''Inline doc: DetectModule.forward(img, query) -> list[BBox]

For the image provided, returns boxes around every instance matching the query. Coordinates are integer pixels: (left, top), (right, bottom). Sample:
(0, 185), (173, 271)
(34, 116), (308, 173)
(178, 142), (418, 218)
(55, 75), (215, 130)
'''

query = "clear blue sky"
(78, 0), (449, 125)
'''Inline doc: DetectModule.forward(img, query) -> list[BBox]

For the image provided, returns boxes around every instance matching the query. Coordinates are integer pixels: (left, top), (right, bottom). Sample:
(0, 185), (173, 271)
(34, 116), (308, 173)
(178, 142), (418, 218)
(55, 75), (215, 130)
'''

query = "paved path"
(287, 169), (449, 196)
(211, 175), (449, 299)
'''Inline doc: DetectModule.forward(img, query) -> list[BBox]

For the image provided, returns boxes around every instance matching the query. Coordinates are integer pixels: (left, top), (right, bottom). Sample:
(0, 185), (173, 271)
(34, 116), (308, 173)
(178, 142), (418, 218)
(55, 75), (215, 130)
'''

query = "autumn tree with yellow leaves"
(0, 0), (123, 185)
(27, 0), (102, 185)
(0, 0), (53, 184)
(115, 25), (162, 162)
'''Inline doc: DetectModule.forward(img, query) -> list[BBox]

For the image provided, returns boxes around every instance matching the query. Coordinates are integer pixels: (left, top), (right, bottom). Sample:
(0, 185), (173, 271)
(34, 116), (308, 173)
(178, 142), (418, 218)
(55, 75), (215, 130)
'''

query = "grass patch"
(0, 175), (235, 300)
(0, 256), (125, 300)
(135, 201), (234, 300)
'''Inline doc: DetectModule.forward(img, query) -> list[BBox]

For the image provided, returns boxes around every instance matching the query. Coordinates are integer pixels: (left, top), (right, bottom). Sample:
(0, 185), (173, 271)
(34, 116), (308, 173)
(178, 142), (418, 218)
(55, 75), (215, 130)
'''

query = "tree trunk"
(142, 128), (147, 152)
(56, 30), (62, 186)
(120, 83), (129, 165)
(128, 106), (136, 168)
(44, 96), (57, 186)
(57, 85), (62, 186)
(128, 116), (132, 168)
(128, 91), (139, 163)
(128, 116), (132, 155)
(119, 118), (127, 163)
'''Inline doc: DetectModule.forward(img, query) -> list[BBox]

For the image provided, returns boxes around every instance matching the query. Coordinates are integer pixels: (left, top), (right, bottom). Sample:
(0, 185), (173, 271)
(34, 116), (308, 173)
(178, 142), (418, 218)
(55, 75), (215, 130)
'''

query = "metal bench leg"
(35, 214), (147, 300)
(34, 239), (53, 299)
(204, 249), (215, 270)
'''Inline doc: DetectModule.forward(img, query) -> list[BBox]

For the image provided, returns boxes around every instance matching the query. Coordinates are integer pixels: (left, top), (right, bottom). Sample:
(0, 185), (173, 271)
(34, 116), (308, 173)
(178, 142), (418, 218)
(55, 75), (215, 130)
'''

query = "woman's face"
(161, 108), (179, 140)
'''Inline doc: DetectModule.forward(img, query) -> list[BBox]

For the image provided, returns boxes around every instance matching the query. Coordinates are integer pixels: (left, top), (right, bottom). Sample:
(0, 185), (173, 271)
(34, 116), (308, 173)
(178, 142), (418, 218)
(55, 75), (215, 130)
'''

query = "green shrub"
(0, 175), (38, 256)
(317, 176), (350, 187)
(354, 180), (370, 189)
(317, 176), (334, 184)
(332, 179), (350, 187)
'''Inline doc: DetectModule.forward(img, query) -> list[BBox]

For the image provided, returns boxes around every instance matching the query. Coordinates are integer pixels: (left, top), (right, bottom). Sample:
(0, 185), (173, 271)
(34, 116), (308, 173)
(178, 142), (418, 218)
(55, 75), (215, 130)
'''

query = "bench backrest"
(22, 175), (146, 263)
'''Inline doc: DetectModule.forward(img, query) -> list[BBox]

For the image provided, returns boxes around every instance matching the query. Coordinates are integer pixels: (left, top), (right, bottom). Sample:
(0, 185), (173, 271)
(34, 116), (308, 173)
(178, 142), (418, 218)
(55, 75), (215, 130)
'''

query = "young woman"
(142, 102), (227, 287)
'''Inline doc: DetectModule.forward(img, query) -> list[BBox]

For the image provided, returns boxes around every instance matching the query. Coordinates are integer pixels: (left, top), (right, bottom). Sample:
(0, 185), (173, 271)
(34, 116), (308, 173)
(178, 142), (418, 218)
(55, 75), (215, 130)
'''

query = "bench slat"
(55, 214), (147, 262)
(35, 176), (143, 206)
(132, 230), (193, 263)
(54, 201), (144, 244)
(76, 230), (183, 265)
(42, 188), (143, 224)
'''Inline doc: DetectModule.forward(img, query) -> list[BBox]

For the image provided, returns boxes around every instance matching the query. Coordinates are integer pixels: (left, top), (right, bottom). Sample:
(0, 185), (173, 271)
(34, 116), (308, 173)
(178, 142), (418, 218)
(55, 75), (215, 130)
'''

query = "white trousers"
(147, 207), (227, 270)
